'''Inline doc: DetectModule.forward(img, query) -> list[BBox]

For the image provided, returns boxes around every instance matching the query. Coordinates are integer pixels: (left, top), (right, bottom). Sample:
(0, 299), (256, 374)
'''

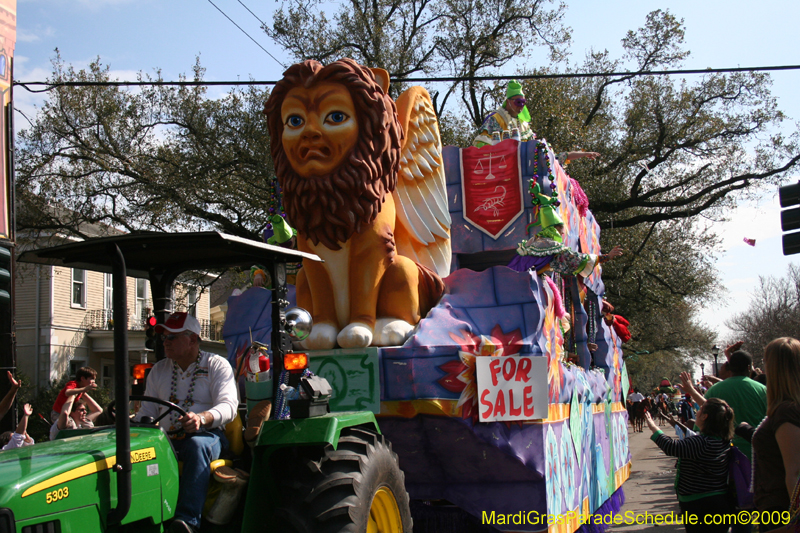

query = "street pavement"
(609, 424), (684, 532)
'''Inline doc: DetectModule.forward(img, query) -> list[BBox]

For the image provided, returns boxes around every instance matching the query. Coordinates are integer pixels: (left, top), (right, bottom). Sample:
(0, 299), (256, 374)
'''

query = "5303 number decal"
(45, 486), (68, 504)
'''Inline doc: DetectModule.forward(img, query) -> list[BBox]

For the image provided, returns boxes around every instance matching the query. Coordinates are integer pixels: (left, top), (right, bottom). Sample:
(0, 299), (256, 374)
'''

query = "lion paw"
(373, 318), (415, 346)
(301, 323), (338, 350)
(337, 322), (373, 348)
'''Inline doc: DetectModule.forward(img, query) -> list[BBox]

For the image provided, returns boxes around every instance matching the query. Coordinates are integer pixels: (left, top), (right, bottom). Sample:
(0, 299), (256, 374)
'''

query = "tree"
(511, 10), (799, 350)
(16, 54), (281, 244)
(264, 0), (570, 118)
(263, 8), (800, 350)
(726, 264), (800, 368)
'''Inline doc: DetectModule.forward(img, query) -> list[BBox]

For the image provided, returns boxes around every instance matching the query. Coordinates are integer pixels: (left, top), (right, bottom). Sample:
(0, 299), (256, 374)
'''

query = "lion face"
(280, 82), (359, 178)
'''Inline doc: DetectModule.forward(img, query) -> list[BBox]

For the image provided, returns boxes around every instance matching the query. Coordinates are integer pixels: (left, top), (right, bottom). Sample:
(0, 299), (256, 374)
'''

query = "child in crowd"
(644, 398), (736, 532)
(0, 403), (35, 450)
(51, 367), (98, 422)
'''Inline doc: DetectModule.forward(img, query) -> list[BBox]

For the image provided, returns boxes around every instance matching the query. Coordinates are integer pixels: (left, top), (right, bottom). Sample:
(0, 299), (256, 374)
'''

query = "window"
(71, 269), (86, 308)
(68, 359), (87, 378)
(135, 279), (147, 323)
(104, 273), (113, 311)
(101, 361), (114, 391)
(188, 287), (197, 318)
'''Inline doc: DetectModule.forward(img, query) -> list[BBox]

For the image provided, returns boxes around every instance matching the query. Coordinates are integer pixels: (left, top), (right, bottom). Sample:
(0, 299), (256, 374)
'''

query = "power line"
(237, 0), (268, 27)
(206, 0), (285, 69)
(13, 64), (800, 93)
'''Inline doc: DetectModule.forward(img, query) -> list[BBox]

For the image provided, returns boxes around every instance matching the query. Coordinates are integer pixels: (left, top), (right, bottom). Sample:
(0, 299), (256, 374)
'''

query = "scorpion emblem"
(474, 186), (507, 217)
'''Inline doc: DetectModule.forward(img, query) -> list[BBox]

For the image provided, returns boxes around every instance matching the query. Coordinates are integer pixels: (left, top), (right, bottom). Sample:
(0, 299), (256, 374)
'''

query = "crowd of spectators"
(638, 339), (800, 533)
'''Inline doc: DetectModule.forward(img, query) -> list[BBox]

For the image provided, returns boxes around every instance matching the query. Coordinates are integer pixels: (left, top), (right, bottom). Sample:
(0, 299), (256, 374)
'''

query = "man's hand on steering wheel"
(126, 395), (187, 435)
(178, 412), (205, 433)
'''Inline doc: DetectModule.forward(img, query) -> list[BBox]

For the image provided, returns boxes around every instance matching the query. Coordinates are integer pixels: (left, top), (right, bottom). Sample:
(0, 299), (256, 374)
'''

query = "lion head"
(264, 58), (403, 250)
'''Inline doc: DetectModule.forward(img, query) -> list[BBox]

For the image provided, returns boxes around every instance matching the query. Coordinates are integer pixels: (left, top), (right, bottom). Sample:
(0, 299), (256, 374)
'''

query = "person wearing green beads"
(472, 81), (601, 165)
(473, 80), (535, 147)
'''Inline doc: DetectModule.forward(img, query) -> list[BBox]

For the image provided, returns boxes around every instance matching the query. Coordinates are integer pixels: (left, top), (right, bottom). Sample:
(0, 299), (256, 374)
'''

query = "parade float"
(221, 58), (631, 532)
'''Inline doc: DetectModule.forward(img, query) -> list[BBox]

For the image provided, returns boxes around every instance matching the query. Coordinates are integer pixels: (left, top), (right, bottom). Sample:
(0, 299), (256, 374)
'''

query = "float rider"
(473, 81), (601, 164)
(508, 182), (623, 276)
(473, 80), (534, 147)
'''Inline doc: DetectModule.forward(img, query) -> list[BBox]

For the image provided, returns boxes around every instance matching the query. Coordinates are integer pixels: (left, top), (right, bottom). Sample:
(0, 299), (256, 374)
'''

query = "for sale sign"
(476, 355), (548, 422)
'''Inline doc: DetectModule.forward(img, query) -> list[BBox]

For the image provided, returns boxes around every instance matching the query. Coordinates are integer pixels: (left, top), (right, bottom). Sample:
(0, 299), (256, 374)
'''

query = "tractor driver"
(136, 312), (238, 533)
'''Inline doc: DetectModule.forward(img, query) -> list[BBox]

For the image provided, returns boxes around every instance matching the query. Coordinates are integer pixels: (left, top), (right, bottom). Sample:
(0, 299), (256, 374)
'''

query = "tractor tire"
(271, 426), (412, 533)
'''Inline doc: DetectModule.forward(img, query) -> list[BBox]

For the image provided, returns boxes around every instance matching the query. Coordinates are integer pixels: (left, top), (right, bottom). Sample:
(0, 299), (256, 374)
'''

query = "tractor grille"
(21, 520), (61, 533)
(0, 509), (13, 533)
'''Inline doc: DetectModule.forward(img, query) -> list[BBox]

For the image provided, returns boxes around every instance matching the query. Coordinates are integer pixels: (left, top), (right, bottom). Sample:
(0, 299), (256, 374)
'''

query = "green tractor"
(0, 231), (411, 533)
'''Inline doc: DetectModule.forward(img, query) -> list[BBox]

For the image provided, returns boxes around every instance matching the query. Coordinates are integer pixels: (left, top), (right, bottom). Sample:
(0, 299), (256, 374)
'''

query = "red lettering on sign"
(509, 389), (522, 416)
(489, 359), (502, 387)
(502, 358), (516, 381)
(523, 385), (535, 417)
(480, 389), (493, 419)
(516, 357), (531, 383)
(493, 390), (506, 417)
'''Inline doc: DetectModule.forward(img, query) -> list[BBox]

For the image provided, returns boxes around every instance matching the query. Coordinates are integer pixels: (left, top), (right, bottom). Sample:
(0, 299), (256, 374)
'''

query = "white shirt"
(136, 350), (238, 431)
(629, 392), (644, 402)
(2, 432), (35, 450)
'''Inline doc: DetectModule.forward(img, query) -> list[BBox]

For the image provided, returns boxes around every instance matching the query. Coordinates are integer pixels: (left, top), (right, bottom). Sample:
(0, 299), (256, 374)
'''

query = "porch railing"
(84, 309), (224, 341)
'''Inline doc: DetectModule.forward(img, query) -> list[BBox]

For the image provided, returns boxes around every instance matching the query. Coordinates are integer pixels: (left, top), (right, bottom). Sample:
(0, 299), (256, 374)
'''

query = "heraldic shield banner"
(460, 140), (524, 239)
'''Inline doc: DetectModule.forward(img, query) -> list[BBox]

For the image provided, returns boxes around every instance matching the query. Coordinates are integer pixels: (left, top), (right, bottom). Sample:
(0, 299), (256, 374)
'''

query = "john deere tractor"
(0, 231), (411, 533)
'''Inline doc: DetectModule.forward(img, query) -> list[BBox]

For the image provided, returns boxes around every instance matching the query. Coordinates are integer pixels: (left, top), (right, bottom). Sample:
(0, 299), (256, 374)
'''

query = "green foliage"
(625, 350), (689, 393)
(265, 0), (570, 116)
(16, 372), (113, 443)
(17, 53), (280, 244)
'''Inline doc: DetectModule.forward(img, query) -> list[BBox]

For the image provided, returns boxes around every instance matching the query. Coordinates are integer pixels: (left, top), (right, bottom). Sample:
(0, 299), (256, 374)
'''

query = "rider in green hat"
(473, 81), (602, 165)
(473, 80), (533, 148)
(508, 182), (623, 276)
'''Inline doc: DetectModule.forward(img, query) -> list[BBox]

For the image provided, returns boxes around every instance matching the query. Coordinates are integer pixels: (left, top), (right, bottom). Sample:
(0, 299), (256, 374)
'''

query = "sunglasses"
(161, 332), (192, 341)
(511, 98), (526, 105)
(74, 408), (87, 413)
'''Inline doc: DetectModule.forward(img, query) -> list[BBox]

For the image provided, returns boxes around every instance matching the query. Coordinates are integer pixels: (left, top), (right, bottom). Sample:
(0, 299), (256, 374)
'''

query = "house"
(14, 237), (226, 393)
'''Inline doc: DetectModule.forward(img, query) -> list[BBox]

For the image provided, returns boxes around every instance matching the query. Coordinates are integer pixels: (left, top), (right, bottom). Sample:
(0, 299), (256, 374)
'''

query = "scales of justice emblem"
(460, 141), (524, 240)
(472, 151), (508, 217)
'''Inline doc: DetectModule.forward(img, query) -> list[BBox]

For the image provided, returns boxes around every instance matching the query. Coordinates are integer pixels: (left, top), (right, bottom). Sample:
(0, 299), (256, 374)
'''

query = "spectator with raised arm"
(645, 399), (736, 532)
(50, 394), (102, 441)
(51, 367), (98, 422)
(1, 404), (35, 450)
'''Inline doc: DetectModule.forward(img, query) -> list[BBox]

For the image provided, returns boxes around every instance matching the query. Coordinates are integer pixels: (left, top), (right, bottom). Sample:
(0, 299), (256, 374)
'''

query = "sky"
(11, 0), (800, 366)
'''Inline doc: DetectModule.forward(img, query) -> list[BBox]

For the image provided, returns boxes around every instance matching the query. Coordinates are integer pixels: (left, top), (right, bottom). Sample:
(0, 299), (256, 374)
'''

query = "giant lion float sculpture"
(264, 59), (451, 349)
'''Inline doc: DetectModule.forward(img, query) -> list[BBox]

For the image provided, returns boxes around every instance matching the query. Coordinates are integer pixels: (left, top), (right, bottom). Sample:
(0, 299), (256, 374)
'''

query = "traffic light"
(0, 246), (10, 307)
(780, 181), (800, 255)
(144, 316), (157, 350)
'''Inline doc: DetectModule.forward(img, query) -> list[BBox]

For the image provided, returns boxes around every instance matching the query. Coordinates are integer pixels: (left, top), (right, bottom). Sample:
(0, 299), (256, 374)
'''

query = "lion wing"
(393, 86), (452, 277)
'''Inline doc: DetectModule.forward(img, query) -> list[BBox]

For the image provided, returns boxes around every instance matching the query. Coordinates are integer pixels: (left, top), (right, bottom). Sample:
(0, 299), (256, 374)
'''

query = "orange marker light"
(284, 352), (309, 372)
(133, 363), (154, 380)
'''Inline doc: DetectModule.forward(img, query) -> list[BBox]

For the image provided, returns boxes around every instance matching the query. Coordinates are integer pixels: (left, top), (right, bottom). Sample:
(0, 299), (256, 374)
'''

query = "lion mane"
(264, 59), (404, 250)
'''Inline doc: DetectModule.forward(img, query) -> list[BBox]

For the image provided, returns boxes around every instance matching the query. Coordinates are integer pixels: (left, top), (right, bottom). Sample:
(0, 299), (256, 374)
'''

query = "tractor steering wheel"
(113, 395), (188, 436)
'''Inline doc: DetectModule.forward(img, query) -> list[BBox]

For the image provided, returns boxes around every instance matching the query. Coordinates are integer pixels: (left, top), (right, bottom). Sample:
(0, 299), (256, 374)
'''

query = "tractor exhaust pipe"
(107, 243), (132, 526)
